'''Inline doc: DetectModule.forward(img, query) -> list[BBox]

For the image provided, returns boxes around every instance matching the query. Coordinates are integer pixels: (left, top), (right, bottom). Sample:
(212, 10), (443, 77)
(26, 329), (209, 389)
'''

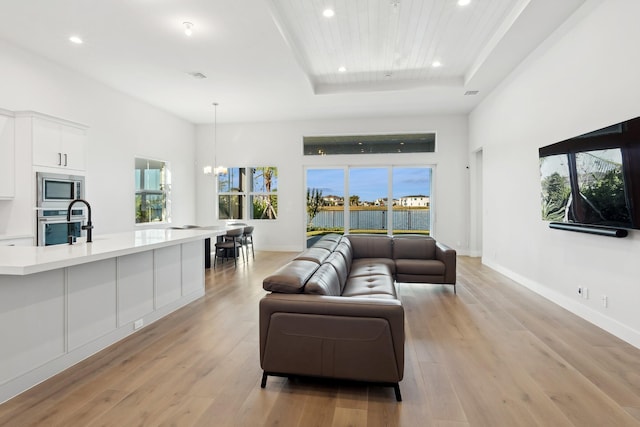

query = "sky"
(307, 167), (431, 202)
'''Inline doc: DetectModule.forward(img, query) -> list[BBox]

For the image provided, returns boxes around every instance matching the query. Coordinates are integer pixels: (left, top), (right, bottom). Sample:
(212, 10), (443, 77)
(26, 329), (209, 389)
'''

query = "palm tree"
(307, 188), (323, 227)
(254, 167), (278, 219)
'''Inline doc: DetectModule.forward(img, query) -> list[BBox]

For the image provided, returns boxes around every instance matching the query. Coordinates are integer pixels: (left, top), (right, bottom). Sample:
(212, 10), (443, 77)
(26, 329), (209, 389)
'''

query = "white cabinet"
(0, 110), (15, 199)
(32, 116), (87, 171)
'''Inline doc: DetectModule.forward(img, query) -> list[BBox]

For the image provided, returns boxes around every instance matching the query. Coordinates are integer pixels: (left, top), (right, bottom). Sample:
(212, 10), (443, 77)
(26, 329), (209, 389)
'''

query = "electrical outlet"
(583, 287), (589, 299)
(133, 319), (144, 330)
(602, 295), (608, 308)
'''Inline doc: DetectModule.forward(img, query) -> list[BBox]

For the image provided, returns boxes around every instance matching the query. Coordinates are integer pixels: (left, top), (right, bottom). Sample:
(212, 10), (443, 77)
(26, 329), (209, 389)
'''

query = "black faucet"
(67, 199), (93, 244)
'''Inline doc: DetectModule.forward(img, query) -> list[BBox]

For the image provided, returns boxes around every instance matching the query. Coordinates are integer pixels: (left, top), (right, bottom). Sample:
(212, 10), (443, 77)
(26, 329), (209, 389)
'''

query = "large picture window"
(218, 167), (278, 220)
(306, 166), (432, 245)
(135, 158), (170, 224)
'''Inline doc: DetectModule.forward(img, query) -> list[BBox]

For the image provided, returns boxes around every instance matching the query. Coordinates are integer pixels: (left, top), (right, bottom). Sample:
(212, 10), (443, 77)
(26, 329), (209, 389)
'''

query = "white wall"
(469, 0), (640, 348)
(196, 114), (469, 253)
(0, 40), (196, 238)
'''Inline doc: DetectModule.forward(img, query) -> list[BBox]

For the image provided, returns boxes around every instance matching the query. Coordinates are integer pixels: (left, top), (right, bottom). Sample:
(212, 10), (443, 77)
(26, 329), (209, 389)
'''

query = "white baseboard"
(482, 258), (640, 350)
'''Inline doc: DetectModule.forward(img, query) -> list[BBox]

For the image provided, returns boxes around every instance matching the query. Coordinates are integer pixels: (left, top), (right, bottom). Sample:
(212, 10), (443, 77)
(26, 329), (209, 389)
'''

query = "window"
(303, 133), (435, 156)
(392, 167), (431, 232)
(349, 168), (388, 233)
(306, 166), (432, 245)
(218, 167), (278, 220)
(306, 169), (345, 236)
(135, 158), (170, 224)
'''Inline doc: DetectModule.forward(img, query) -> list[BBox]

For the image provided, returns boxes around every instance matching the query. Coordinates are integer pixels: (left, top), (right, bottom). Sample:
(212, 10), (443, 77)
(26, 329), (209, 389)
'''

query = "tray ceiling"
(0, 0), (589, 123)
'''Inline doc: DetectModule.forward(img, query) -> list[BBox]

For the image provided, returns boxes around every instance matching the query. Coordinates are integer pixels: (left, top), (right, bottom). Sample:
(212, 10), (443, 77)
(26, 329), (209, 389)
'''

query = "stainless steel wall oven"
(36, 172), (86, 246)
(37, 208), (86, 246)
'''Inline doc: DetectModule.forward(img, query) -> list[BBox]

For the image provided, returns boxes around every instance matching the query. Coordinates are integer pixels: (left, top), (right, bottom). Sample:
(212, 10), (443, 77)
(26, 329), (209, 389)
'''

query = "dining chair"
(242, 226), (255, 259)
(214, 227), (244, 267)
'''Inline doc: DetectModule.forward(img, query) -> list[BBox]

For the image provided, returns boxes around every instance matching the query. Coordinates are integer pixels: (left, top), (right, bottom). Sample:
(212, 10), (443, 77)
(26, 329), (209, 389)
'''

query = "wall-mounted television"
(539, 116), (640, 231)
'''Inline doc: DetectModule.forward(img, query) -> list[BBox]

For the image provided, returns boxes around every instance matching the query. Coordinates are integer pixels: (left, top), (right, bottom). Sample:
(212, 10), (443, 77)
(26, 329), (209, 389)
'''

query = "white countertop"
(0, 234), (34, 241)
(0, 228), (229, 276)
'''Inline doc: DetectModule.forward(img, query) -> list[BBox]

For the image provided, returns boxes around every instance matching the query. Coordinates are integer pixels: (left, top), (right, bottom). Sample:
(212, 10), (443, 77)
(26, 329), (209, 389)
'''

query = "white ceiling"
(0, 0), (586, 124)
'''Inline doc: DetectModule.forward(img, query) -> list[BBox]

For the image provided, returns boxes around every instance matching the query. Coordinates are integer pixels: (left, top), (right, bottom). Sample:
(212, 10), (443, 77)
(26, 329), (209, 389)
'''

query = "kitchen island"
(0, 228), (227, 403)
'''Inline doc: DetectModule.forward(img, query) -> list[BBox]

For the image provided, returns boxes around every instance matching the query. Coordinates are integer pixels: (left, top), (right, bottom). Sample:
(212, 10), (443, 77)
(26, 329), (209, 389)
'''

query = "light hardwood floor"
(1, 253), (639, 426)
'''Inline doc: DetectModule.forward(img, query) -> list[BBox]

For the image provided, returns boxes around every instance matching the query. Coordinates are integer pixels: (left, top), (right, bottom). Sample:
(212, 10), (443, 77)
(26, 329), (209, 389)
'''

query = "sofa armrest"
(435, 241), (456, 284)
(259, 293), (404, 377)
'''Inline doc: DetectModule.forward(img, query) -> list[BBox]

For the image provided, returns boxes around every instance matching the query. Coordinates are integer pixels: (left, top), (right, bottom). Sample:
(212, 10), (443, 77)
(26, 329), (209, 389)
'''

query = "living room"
(1, 0), (639, 425)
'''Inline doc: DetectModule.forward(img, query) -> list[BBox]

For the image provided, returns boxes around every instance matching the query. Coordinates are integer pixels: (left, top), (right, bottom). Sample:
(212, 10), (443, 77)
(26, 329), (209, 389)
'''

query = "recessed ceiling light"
(458, 0), (471, 6)
(69, 36), (83, 44)
(338, 66), (346, 73)
(183, 22), (194, 36)
(323, 8), (335, 18)
(432, 60), (442, 68)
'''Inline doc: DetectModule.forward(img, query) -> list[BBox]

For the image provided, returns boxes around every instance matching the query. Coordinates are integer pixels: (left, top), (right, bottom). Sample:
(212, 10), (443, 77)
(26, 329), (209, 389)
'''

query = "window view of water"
(306, 166), (432, 245)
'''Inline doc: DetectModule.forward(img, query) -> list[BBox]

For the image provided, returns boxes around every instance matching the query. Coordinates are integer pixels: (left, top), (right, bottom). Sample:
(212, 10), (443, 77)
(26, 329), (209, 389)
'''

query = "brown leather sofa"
(259, 233), (456, 401)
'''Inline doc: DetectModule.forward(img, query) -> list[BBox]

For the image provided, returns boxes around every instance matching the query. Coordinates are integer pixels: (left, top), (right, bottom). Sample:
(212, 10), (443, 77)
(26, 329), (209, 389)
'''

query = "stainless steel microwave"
(36, 172), (85, 207)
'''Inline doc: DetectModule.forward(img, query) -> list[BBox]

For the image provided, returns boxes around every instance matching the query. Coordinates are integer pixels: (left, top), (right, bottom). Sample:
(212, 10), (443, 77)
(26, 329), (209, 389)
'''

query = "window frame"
(135, 157), (171, 225)
(305, 165), (434, 240)
(217, 166), (278, 220)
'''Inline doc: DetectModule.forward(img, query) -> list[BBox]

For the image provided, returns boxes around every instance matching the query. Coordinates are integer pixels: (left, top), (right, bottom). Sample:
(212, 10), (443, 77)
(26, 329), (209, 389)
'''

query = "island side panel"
(117, 251), (154, 327)
(155, 245), (182, 309)
(0, 269), (65, 386)
(67, 259), (117, 351)
(181, 240), (204, 296)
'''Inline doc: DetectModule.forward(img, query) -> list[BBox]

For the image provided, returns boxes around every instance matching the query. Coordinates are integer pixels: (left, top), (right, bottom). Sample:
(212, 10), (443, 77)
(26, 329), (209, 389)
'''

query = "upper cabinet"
(0, 109), (15, 199)
(31, 115), (87, 171)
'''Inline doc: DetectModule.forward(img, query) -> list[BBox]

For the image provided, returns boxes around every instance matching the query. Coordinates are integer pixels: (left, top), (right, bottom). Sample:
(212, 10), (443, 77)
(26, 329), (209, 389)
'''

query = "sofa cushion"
(342, 274), (397, 299)
(393, 236), (436, 260)
(294, 247), (331, 264)
(395, 259), (445, 276)
(312, 239), (340, 251)
(263, 260), (319, 293)
(304, 263), (342, 296)
(345, 234), (393, 259)
(317, 233), (343, 242)
(325, 252), (349, 293)
(333, 241), (353, 273)
(350, 258), (395, 277)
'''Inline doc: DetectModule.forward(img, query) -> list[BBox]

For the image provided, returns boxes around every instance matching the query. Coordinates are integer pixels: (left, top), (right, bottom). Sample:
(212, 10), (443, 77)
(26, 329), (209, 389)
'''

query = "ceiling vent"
(464, 90), (479, 96)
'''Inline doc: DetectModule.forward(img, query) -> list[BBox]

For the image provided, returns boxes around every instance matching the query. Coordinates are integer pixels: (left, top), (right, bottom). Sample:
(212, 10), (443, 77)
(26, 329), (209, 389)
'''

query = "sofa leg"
(261, 372), (268, 388)
(393, 383), (402, 401)
(454, 283), (457, 294)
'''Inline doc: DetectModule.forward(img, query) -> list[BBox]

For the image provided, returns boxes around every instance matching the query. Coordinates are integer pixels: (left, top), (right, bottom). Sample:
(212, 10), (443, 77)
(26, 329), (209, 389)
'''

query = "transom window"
(303, 133), (435, 156)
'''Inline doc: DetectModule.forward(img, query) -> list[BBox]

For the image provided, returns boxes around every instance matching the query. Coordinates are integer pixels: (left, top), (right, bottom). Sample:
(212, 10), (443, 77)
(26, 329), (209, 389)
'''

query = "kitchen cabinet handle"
(64, 153), (68, 166)
(58, 153), (62, 166)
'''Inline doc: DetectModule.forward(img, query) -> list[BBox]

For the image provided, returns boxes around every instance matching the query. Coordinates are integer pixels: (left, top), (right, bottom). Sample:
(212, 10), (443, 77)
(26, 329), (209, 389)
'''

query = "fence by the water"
(309, 209), (430, 231)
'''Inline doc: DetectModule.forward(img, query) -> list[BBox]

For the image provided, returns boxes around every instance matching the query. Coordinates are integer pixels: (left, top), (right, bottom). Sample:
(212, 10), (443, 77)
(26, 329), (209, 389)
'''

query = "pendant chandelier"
(203, 102), (226, 176)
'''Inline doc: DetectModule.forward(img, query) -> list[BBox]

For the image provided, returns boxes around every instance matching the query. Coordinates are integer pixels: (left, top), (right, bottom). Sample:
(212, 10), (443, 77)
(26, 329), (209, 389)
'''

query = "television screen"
(539, 116), (640, 230)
